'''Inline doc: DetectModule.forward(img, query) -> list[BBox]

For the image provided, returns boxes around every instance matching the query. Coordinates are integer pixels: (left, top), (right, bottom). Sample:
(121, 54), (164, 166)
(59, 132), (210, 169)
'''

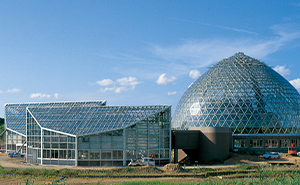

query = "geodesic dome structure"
(173, 52), (300, 135)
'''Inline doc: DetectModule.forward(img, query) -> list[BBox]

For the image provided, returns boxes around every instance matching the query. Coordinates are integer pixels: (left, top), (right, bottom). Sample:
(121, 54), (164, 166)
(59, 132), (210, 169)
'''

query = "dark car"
(8, 152), (25, 158)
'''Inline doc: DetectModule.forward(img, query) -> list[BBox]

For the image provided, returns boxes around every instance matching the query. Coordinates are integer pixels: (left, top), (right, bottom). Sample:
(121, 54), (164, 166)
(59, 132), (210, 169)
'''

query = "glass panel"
(113, 150), (123, 159)
(60, 143), (67, 149)
(234, 139), (248, 148)
(280, 139), (290, 147)
(78, 150), (88, 159)
(172, 53), (300, 136)
(101, 150), (111, 159)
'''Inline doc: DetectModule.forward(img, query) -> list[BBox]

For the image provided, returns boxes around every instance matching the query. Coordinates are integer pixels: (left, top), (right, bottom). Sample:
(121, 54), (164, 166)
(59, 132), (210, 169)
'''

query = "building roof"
(5, 101), (107, 135)
(28, 105), (170, 136)
(173, 52), (300, 134)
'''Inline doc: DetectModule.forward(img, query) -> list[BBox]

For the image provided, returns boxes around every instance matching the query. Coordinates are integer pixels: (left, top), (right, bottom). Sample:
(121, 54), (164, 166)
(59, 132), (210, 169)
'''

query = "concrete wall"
(172, 130), (200, 163)
(172, 127), (231, 163)
(172, 130), (200, 149)
(191, 127), (231, 162)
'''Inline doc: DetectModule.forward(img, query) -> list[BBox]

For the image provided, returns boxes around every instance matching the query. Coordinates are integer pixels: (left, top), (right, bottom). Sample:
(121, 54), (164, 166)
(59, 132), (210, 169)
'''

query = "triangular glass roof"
(173, 52), (300, 134)
(5, 101), (106, 135)
(28, 105), (170, 136)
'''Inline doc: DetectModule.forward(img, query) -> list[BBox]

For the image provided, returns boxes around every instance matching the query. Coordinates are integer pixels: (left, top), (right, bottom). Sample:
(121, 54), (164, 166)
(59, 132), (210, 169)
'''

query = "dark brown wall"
(172, 127), (231, 163)
(195, 127), (231, 162)
(172, 130), (200, 149)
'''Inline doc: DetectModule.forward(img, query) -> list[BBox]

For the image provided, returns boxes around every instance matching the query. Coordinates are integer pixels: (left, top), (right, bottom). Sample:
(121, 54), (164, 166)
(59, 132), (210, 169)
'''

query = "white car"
(128, 157), (155, 166)
(297, 152), (300, 156)
(263, 152), (282, 159)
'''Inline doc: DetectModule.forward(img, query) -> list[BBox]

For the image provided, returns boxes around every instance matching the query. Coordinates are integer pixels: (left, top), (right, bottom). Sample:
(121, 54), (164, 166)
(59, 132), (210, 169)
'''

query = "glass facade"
(173, 52), (300, 153)
(234, 139), (247, 148)
(233, 136), (300, 154)
(5, 100), (106, 154)
(75, 107), (171, 166)
(125, 111), (170, 165)
(173, 52), (300, 134)
(77, 130), (124, 166)
(22, 102), (171, 166)
(27, 110), (76, 166)
(250, 139), (263, 148)
(5, 129), (26, 154)
(28, 105), (169, 136)
(5, 101), (106, 135)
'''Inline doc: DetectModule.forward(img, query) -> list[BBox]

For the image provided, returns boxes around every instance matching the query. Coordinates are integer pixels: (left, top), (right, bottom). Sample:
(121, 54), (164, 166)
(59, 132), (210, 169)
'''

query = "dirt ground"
(0, 176), (213, 185)
(224, 152), (300, 167)
(1, 152), (300, 184)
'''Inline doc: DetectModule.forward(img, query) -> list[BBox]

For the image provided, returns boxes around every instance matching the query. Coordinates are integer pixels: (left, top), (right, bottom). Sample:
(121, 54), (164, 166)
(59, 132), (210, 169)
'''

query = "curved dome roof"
(173, 52), (300, 134)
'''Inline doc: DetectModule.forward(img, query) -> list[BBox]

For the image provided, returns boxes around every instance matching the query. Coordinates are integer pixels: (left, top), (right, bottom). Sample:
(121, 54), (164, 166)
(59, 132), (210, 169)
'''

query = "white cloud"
(175, 19), (260, 35)
(30, 93), (51, 99)
(115, 86), (127, 93)
(116, 77), (140, 88)
(100, 86), (127, 94)
(96, 77), (140, 88)
(0, 90), (3, 94)
(97, 76), (141, 93)
(274, 65), (290, 76)
(189, 70), (201, 79)
(54, 93), (60, 99)
(7, 88), (21, 93)
(168, 91), (177, 95)
(101, 87), (116, 93)
(156, 73), (176, 85)
(97, 79), (114, 86)
(152, 24), (300, 69)
(290, 78), (300, 91)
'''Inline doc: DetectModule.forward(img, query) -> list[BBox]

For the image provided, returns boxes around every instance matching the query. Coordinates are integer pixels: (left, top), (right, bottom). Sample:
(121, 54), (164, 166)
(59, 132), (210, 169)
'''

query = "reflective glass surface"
(5, 101), (106, 135)
(6, 130), (26, 154)
(74, 106), (171, 166)
(173, 52), (300, 134)
(28, 105), (170, 136)
(27, 110), (76, 166)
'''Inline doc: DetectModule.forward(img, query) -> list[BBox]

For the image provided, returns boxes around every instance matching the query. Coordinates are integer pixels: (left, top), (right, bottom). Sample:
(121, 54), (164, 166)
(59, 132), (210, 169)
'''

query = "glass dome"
(173, 52), (300, 135)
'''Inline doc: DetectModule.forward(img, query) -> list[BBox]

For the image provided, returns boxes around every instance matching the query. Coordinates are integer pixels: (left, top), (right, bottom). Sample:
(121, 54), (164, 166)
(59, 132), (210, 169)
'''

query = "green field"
(0, 164), (299, 184)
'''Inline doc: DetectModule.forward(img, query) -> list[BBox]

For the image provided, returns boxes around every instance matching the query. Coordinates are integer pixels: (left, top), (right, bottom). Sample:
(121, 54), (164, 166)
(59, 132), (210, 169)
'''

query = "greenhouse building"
(5, 101), (171, 166)
(5, 101), (106, 155)
(173, 52), (300, 154)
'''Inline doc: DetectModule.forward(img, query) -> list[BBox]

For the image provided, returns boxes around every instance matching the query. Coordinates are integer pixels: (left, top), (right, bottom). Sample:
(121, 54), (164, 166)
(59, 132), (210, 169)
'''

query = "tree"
(0, 118), (4, 142)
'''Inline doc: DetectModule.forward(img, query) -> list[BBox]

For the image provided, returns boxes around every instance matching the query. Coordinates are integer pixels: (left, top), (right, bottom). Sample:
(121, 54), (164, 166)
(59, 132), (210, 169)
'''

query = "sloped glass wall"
(27, 110), (41, 164)
(77, 130), (124, 166)
(5, 130), (26, 154)
(77, 107), (171, 166)
(27, 110), (76, 166)
(126, 107), (170, 165)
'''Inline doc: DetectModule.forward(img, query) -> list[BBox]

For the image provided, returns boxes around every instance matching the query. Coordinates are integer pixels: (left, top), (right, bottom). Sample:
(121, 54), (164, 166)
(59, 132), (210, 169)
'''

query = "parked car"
(8, 152), (25, 158)
(262, 152), (282, 159)
(297, 152), (300, 156)
(128, 157), (155, 166)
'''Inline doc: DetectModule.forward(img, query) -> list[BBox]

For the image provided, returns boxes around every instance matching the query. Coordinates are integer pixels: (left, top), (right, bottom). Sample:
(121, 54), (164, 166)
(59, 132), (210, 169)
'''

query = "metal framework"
(173, 52), (300, 135)
(27, 105), (169, 136)
(5, 101), (107, 135)
(5, 101), (171, 166)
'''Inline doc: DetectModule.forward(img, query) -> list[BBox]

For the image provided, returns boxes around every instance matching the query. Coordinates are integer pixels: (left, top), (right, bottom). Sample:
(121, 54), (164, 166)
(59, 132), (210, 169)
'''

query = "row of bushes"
(0, 166), (112, 177)
(0, 164), (299, 177)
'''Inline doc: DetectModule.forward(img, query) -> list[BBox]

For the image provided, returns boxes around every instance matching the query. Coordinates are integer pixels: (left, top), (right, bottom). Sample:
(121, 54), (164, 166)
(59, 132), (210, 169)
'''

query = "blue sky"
(1, 1), (300, 117)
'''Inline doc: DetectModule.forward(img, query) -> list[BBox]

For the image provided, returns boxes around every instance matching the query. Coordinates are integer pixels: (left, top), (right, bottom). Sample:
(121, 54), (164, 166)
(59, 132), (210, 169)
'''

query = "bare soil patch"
(223, 152), (300, 171)
(162, 163), (185, 173)
(1, 152), (300, 184)
(114, 164), (162, 174)
(223, 152), (265, 165)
